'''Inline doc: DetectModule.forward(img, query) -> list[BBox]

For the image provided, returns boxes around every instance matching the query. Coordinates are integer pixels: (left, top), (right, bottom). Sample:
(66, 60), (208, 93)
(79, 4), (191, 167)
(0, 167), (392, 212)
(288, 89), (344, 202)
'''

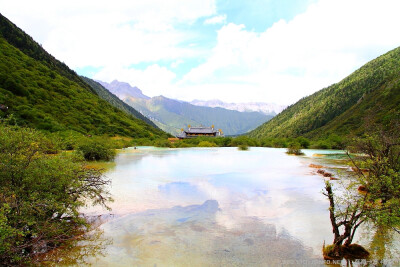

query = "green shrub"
(153, 139), (173, 148)
(229, 136), (259, 147)
(77, 138), (116, 161)
(312, 140), (331, 149)
(286, 142), (304, 155)
(198, 141), (217, 147)
(238, 144), (249, 150)
(174, 142), (191, 148)
(0, 125), (111, 265)
(296, 136), (310, 148)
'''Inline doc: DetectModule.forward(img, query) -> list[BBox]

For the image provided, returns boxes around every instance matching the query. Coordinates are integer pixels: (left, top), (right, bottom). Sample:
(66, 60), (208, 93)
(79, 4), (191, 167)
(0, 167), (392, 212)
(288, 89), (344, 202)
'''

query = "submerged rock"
(309, 164), (323, 168)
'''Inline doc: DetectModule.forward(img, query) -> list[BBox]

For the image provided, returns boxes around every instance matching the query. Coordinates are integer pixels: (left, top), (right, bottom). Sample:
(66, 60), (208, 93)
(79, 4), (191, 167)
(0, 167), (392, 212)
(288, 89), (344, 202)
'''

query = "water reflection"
(77, 147), (399, 266)
(88, 200), (323, 266)
(36, 228), (112, 266)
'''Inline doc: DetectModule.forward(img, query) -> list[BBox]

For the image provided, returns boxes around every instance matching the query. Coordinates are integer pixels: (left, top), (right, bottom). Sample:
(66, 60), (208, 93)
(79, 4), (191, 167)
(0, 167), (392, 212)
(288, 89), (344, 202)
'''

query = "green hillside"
(0, 13), (166, 138)
(249, 46), (400, 139)
(125, 95), (272, 135)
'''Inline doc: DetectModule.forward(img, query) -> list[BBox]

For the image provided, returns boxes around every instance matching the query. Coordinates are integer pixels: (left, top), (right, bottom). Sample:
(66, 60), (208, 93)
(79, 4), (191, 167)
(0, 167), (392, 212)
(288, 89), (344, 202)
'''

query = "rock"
(323, 243), (370, 260)
(342, 244), (370, 259)
(309, 164), (323, 168)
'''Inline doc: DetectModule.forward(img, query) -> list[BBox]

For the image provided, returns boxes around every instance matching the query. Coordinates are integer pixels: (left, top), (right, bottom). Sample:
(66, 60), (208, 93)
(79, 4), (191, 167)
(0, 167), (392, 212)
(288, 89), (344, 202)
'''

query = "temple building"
(177, 125), (223, 139)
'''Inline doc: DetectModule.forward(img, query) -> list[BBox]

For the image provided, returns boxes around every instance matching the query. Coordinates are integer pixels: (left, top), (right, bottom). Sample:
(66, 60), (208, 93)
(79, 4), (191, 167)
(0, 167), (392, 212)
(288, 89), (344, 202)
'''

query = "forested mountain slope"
(125, 95), (272, 135)
(98, 79), (272, 135)
(0, 13), (166, 138)
(249, 46), (400, 139)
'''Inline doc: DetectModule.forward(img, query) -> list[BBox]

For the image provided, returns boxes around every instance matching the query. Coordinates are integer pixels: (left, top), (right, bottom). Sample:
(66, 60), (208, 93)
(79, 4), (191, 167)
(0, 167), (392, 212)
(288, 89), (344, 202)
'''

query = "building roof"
(185, 127), (217, 134)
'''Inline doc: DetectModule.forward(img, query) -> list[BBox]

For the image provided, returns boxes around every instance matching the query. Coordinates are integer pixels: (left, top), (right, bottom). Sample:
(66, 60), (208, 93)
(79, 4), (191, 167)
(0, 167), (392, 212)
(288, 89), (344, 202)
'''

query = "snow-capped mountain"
(190, 99), (286, 115)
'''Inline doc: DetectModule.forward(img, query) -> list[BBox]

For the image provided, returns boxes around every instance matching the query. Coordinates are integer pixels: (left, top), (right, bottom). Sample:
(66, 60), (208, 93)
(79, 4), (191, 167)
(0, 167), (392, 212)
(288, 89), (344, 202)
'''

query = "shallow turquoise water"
(78, 147), (399, 266)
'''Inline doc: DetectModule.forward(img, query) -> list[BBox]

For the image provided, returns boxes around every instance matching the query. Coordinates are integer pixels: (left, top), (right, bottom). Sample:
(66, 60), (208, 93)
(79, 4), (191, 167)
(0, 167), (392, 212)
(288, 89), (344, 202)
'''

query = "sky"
(1, 0), (400, 105)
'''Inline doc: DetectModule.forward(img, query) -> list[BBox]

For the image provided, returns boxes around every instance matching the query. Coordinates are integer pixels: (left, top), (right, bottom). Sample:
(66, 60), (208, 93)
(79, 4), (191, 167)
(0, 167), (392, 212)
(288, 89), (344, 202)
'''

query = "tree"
(348, 128), (400, 228)
(286, 142), (304, 155)
(0, 125), (112, 265)
(323, 181), (369, 259)
(323, 124), (400, 259)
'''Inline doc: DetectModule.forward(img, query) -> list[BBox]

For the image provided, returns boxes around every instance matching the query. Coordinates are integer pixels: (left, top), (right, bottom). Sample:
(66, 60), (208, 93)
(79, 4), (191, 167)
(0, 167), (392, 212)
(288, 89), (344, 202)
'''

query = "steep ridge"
(0, 13), (165, 138)
(81, 77), (159, 129)
(249, 46), (400, 139)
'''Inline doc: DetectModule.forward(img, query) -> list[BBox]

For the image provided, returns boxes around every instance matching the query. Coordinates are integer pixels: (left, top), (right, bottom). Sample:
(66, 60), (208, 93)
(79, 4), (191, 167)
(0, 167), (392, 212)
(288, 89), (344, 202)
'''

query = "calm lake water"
(70, 147), (399, 266)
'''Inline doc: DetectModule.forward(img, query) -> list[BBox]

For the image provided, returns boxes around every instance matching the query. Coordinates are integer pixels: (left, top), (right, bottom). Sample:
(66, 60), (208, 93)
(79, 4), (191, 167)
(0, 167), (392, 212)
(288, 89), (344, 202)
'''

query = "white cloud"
(0, 0), (216, 68)
(204, 14), (227, 25)
(170, 59), (184, 69)
(2, 0), (400, 105)
(179, 0), (400, 104)
(93, 64), (176, 97)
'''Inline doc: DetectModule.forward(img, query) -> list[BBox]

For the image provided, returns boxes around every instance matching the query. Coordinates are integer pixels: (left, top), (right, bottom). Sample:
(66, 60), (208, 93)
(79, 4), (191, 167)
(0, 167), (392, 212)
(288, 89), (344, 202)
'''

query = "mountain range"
(2, 11), (398, 143)
(99, 80), (273, 135)
(190, 99), (285, 116)
(249, 45), (400, 139)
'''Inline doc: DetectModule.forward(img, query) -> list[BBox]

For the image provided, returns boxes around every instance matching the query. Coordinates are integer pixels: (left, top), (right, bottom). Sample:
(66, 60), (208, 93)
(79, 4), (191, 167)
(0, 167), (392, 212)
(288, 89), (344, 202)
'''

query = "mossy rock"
(323, 243), (369, 260)
(342, 244), (370, 259)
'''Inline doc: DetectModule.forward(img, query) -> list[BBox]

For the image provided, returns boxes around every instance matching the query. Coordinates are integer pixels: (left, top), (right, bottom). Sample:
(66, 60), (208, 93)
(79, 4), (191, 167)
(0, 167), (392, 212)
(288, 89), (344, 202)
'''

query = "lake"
(64, 147), (399, 266)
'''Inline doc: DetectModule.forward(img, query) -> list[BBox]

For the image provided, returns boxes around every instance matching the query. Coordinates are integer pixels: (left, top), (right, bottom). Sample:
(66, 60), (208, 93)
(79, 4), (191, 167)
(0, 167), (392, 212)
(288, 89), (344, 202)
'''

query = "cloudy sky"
(1, 0), (400, 105)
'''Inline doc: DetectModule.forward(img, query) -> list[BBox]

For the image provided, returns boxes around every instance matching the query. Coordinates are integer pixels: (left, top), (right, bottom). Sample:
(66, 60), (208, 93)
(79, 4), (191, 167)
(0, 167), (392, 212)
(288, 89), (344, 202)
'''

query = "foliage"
(197, 141), (217, 147)
(322, 124), (400, 259)
(229, 136), (260, 147)
(238, 144), (249, 151)
(347, 127), (400, 227)
(249, 46), (400, 140)
(153, 139), (174, 148)
(323, 180), (368, 259)
(0, 125), (112, 265)
(296, 136), (310, 148)
(77, 137), (117, 161)
(286, 143), (304, 155)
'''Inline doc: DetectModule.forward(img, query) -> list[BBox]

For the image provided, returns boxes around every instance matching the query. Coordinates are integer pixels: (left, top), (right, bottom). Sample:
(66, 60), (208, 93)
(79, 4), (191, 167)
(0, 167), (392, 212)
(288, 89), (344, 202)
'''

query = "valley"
(0, 4), (400, 265)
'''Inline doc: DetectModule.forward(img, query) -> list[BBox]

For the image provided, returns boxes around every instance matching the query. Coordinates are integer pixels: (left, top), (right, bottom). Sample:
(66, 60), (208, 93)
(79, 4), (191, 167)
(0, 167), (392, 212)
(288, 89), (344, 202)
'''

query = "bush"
(153, 139), (173, 148)
(77, 137), (116, 161)
(0, 125), (111, 265)
(296, 136), (310, 148)
(229, 136), (259, 147)
(286, 142), (304, 155)
(197, 141), (217, 147)
(272, 138), (288, 148)
(238, 144), (249, 150)
(312, 140), (331, 149)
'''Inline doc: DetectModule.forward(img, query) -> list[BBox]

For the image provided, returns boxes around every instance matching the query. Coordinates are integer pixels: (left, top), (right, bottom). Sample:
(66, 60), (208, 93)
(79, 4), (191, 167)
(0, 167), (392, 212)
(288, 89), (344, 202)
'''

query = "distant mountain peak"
(97, 80), (149, 100)
(190, 99), (286, 116)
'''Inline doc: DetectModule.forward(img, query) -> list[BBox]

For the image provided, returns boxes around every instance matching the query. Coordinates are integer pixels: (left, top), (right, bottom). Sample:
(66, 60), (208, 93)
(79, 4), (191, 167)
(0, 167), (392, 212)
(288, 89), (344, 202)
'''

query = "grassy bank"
(151, 134), (347, 150)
